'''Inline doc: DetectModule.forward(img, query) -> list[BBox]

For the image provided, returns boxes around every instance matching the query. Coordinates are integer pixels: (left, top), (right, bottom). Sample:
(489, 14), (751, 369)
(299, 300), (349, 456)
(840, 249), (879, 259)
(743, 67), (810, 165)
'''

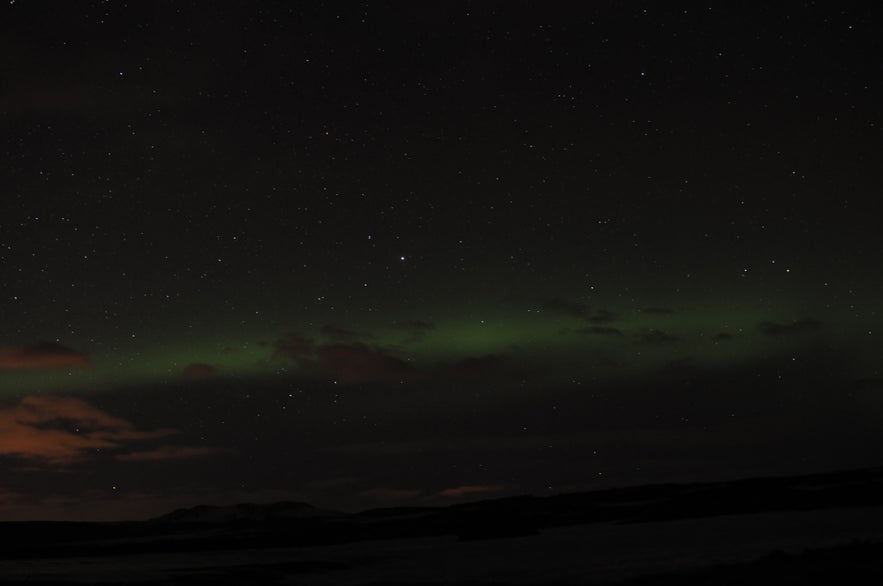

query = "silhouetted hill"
(4, 465), (883, 562)
(153, 501), (340, 524)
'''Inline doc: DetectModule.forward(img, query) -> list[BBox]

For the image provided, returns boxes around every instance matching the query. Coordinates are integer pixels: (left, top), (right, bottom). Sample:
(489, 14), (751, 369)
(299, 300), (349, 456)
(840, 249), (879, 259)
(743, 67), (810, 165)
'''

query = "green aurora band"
(3, 297), (878, 397)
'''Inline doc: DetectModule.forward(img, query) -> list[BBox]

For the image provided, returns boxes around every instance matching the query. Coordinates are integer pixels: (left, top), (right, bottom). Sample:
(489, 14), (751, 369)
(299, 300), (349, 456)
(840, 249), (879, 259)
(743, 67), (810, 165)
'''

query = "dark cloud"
(320, 325), (371, 342)
(440, 355), (513, 383)
(574, 326), (623, 336)
(641, 307), (675, 315)
(585, 309), (619, 324)
(712, 333), (734, 342)
(273, 335), (417, 384)
(391, 320), (436, 343)
(182, 363), (218, 380)
(639, 329), (678, 345)
(0, 342), (91, 370)
(272, 334), (522, 385)
(317, 344), (417, 384)
(539, 299), (617, 324)
(392, 320), (436, 332)
(356, 484), (506, 507)
(273, 334), (313, 358)
(436, 484), (505, 498)
(758, 319), (823, 336)
(541, 298), (588, 318)
(115, 446), (228, 462)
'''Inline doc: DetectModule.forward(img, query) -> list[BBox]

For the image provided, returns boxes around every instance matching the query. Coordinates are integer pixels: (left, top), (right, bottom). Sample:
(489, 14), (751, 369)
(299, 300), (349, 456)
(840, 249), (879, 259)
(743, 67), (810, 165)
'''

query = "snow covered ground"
(3, 505), (883, 584)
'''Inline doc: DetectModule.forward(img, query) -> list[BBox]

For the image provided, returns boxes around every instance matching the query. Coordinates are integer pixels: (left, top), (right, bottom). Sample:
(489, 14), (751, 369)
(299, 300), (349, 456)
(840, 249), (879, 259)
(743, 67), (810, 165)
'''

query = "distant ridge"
(152, 464), (883, 527)
(4, 465), (883, 561)
(153, 501), (341, 524)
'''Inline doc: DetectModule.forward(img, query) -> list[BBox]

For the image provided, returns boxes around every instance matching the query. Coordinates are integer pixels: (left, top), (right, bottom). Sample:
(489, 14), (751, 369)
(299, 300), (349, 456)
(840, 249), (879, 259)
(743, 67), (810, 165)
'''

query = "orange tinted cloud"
(115, 445), (227, 462)
(0, 342), (91, 370)
(316, 343), (418, 384)
(274, 335), (417, 384)
(182, 363), (217, 380)
(320, 324), (371, 342)
(0, 395), (175, 464)
(436, 484), (505, 498)
(273, 333), (523, 385)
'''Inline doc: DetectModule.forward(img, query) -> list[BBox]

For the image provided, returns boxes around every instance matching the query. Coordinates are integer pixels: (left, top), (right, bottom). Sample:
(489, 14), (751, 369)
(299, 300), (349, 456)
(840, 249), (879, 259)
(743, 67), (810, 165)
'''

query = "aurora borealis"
(2, 2), (883, 521)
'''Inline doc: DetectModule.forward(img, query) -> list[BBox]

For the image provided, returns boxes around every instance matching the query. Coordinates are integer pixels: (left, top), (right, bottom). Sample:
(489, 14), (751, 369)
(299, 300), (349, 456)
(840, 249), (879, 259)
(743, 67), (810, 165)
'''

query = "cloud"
(574, 326), (623, 336)
(393, 320), (436, 331)
(712, 332), (734, 342)
(541, 298), (588, 318)
(540, 299), (618, 324)
(0, 489), (21, 505)
(436, 484), (505, 498)
(758, 319), (823, 336)
(0, 342), (91, 370)
(272, 334), (523, 385)
(273, 335), (417, 384)
(115, 446), (227, 462)
(638, 329), (678, 345)
(585, 309), (619, 324)
(182, 363), (217, 380)
(320, 325), (371, 342)
(274, 334), (313, 358)
(391, 320), (436, 343)
(641, 307), (675, 315)
(0, 396), (175, 464)
(439, 355), (513, 383)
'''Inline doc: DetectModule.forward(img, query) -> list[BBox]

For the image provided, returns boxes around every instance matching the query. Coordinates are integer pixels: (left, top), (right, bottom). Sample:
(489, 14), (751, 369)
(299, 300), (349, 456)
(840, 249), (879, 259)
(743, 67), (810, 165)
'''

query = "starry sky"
(2, 1), (883, 521)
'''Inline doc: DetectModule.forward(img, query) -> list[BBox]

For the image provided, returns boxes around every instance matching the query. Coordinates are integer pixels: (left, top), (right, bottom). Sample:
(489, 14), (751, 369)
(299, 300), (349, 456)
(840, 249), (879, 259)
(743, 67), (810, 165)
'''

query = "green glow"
(2, 296), (881, 397)
(401, 315), (567, 357)
(0, 333), (275, 397)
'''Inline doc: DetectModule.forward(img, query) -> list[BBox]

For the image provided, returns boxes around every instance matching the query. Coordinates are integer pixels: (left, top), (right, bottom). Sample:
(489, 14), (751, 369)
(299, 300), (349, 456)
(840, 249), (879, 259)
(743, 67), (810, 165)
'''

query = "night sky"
(2, 1), (883, 521)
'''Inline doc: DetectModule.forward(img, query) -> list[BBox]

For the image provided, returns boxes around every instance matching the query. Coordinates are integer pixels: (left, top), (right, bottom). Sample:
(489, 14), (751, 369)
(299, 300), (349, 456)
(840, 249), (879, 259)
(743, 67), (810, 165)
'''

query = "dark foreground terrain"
(4, 467), (883, 585)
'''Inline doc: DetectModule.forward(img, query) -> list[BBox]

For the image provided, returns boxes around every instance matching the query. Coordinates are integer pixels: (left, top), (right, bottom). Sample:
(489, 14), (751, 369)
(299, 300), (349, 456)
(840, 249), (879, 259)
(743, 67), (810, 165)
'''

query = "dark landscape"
(3, 2), (883, 585)
(4, 466), (883, 584)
